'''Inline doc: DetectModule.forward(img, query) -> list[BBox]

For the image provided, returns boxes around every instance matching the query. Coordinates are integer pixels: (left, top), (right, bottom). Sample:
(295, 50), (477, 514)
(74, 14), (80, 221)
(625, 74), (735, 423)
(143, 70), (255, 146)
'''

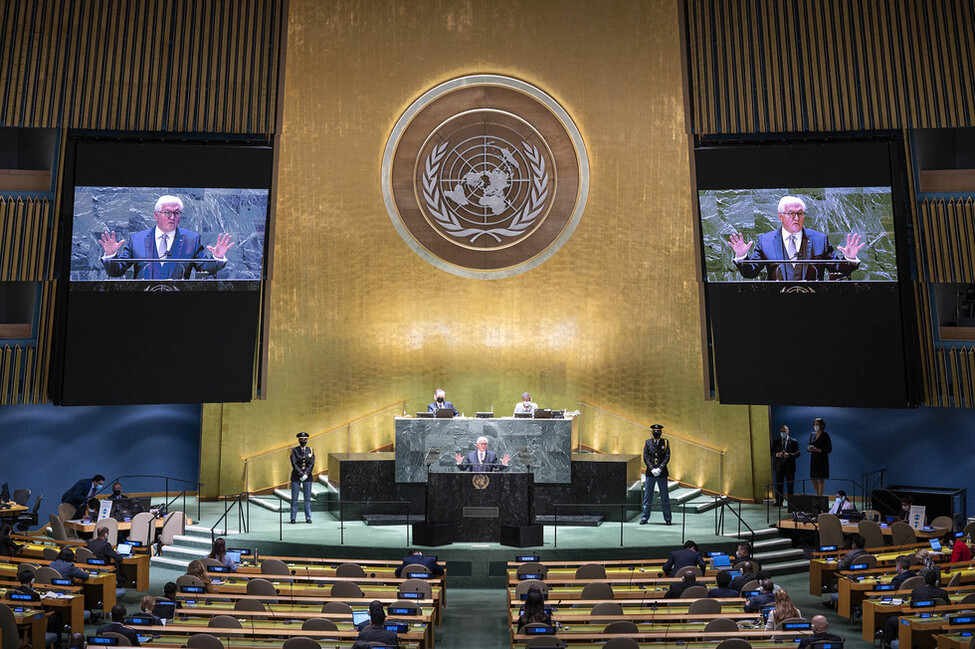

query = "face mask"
(437, 397), (444, 403)
(652, 432), (662, 439)
(780, 432), (788, 439)
(814, 425), (821, 431)
(112, 489), (121, 497)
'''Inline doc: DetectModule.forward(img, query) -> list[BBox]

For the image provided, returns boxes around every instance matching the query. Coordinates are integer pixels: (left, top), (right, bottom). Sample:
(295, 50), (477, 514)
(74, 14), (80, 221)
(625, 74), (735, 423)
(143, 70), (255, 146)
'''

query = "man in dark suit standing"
(727, 196), (864, 281)
(640, 424), (671, 525)
(663, 540), (706, 576)
(394, 549), (444, 578)
(289, 432), (315, 525)
(771, 425), (801, 506)
(427, 388), (459, 416)
(61, 475), (105, 510)
(98, 195), (233, 280)
(455, 437), (510, 472)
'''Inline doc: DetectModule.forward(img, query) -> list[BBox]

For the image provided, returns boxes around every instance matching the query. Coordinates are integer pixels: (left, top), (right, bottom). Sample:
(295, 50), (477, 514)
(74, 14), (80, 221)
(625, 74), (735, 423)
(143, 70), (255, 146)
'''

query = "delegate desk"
(15, 540), (150, 591)
(0, 503), (29, 519)
(510, 629), (812, 648)
(777, 519), (947, 540)
(2, 584), (86, 633)
(131, 622), (428, 649)
(899, 613), (975, 649)
(810, 544), (945, 595)
(9, 604), (49, 649)
(837, 560), (975, 619)
(0, 559), (119, 612)
(862, 594), (975, 642)
(506, 563), (671, 584)
(63, 515), (191, 537)
(936, 632), (975, 649)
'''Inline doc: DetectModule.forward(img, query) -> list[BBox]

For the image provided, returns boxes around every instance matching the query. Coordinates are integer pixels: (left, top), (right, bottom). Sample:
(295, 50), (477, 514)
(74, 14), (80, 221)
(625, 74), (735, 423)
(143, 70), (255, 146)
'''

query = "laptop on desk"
(434, 408), (454, 418)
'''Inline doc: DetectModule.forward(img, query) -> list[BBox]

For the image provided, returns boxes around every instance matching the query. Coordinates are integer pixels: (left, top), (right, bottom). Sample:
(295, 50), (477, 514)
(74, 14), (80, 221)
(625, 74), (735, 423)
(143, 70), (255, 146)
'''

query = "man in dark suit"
(356, 600), (398, 648)
(455, 437), (510, 472)
(663, 540), (706, 576)
(98, 195), (233, 280)
(664, 573), (700, 599)
(97, 604), (140, 646)
(394, 549), (444, 578)
(61, 474), (105, 510)
(289, 432), (315, 525)
(729, 561), (758, 592)
(50, 548), (90, 582)
(744, 579), (777, 612)
(640, 423), (672, 525)
(910, 569), (948, 604)
(727, 196), (864, 281)
(427, 388), (459, 416)
(87, 526), (123, 566)
(771, 425), (801, 506)
(837, 534), (868, 570)
(708, 570), (739, 598)
(798, 615), (843, 649)
(889, 555), (917, 589)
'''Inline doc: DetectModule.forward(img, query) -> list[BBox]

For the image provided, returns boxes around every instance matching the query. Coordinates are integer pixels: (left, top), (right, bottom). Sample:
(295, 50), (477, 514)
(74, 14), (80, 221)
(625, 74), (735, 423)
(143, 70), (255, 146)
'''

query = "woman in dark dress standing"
(807, 417), (832, 496)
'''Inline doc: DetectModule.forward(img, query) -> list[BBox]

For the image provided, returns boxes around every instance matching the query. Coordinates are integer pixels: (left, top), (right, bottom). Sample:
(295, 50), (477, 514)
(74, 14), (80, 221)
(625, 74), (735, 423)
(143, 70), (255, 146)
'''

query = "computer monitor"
(513, 412), (532, 419)
(532, 409), (552, 419)
(352, 610), (370, 626)
(111, 496), (151, 521)
(433, 408), (454, 418)
(226, 551), (242, 564)
(152, 601), (176, 620)
(929, 539), (943, 552)
(712, 554), (732, 569)
(116, 543), (133, 556)
(415, 412), (433, 418)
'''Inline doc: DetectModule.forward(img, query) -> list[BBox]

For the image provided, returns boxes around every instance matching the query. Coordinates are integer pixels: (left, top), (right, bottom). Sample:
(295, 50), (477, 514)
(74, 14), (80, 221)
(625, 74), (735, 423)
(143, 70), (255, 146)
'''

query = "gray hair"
(777, 195), (806, 213)
(154, 195), (184, 212)
(434, 388), (445, 398)
(476, 436), (488, 444)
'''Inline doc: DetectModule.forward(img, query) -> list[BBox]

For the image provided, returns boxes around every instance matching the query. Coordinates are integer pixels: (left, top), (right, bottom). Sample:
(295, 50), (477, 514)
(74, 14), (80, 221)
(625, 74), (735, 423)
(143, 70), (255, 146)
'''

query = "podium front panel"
(426, 472), (534, 541)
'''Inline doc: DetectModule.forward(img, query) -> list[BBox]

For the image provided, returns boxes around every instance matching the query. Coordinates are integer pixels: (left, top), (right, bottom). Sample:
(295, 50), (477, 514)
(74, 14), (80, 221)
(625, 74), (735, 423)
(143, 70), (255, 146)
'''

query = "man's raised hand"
(98, 231), (125, 256)
(726, 232), (754, 258)
(207, 233), (235, 259)
(837, 233), (865, 260)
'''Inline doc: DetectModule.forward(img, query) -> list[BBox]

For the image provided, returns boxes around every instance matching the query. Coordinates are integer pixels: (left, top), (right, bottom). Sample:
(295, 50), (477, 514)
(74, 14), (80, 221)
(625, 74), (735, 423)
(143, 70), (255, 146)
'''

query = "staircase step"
(667, 481), (680, 492)
(753, 537), (793, 551)
(150, 555), (191, 570)
(535, 515), (604, 527)
(248, 495), (284, 512)
(158, 545), (209, 559)
(273, 488), (292, 502)
(754, 548), (805, 562)
(723, 527), (779, 540)
(762, 558), (811, 575)
(171, 534), (212, 549)
(694, 496), (728, 514)
(672, 488), (703, 505)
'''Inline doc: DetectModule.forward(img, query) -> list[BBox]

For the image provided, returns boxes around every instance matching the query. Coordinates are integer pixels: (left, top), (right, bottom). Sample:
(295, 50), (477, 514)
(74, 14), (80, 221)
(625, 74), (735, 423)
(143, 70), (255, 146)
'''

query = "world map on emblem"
(382, 75), (589, 279)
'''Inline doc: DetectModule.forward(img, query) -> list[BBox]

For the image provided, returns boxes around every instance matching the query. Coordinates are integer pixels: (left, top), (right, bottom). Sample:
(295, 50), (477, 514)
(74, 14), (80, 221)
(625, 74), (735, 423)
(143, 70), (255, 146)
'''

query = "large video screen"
(694, 137), (919, 408)
(699, 186), (896, 282)
(51, 138), (273, 405)
(70, 186), (267, 284)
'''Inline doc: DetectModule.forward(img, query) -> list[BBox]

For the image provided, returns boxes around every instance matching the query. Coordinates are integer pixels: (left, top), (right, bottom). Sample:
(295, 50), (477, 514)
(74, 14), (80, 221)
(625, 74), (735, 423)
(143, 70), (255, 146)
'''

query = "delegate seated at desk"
(455, 436), (510, 473)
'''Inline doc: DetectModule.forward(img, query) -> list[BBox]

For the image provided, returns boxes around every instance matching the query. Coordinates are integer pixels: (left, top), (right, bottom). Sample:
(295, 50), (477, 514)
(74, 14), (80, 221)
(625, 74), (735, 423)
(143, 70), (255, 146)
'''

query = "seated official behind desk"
(455, 436), (511, 473)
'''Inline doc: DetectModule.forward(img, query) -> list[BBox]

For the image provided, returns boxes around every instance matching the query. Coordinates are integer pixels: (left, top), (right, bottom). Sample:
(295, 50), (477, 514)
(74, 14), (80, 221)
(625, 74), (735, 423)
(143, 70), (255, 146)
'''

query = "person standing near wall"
(640, 424), (672, 525)
(289, 432), (315, 524)
(807, 418), (832, 496)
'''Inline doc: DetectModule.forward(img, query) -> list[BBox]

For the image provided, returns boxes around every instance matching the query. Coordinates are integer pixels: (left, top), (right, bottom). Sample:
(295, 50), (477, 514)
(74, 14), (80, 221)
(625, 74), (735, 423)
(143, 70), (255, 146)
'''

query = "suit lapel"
(165, 229), (183, 279)
(145, 229), (157, 279)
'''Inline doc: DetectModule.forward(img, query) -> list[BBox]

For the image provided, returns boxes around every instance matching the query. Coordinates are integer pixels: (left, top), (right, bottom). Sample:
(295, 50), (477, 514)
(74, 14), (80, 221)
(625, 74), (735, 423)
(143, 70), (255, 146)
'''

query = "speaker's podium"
(412, 471), (542, 546)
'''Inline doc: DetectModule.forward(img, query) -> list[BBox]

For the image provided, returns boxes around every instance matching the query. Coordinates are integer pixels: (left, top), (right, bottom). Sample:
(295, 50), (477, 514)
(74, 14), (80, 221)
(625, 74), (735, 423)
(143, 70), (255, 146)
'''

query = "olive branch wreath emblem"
(421, 141), (549, 244)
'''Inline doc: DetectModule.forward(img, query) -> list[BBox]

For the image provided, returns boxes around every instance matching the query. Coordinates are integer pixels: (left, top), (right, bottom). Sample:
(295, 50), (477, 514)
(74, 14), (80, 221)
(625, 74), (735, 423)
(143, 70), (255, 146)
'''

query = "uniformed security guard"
(289, 432), (315, 524)
(640, 423), (672, 525)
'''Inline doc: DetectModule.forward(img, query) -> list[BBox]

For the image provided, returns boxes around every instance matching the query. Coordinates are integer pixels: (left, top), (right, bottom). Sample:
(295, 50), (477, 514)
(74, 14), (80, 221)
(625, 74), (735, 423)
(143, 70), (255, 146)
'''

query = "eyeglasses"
(158, 210), (182, 217)
(781, 211), (804, 217)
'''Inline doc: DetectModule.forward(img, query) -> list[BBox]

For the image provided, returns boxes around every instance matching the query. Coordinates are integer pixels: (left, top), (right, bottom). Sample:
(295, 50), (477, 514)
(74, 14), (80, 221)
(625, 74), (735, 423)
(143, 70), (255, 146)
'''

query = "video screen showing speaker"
(695, 137), (919, 408)
(51, 137), (273, 405)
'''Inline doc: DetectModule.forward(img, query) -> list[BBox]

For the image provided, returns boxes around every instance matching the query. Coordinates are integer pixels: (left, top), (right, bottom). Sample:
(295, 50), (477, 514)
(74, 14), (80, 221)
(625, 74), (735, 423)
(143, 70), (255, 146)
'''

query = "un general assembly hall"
(1, 2), (974, 649)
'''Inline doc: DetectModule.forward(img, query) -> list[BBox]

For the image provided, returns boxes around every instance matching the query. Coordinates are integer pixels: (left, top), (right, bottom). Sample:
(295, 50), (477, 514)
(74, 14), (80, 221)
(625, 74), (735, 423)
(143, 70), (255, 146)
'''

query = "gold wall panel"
(201, 0), (770, 499)
(686, 0), (975, 134)
(0, 0), (281, 133)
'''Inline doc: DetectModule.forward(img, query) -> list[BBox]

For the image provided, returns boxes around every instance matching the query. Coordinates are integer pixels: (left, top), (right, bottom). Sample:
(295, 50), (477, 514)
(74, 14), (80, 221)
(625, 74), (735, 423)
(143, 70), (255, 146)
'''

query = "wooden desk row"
(11, 540), (151, 590)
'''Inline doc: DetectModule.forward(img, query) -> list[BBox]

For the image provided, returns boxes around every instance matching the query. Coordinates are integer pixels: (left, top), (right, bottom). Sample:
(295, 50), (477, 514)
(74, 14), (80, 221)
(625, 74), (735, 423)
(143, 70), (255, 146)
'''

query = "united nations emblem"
(472, 474), (490, 490)
(383, 75), (589, 279)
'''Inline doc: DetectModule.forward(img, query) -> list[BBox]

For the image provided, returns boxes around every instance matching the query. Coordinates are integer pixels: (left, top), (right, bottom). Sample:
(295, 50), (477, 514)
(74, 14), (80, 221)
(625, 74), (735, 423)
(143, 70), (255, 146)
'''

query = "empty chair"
(603, 620), (639, 634)
(858, 520), (886, 549)
(776, 617), (807, 630)
(245, 578), (278, 603)
(74, 547), (95, 562)
(99, 517), (119, 546)
(261, 558), (291, 575)
(42, 546), (59, 561)
(575, 564), (607, 579)
(400, 563), (432, 577)
(515, 579), (548, 600)
(517, 562), (549, 578)
(335, 562), (366, 577)
(282, 638), (320, 649)
(525, 636), (566, 649)
(590, 601), (624, 616)
(15, 494), (43, 531)
(186, 633), (224, 649)
(947, 572), (961, 587)
(817, 513), (844, 549)
(17, 563), (39, 579)
(160, 511), (186, 545)
(12, 489), (30, 506)
(963, 521), (975, 540)
(859, 554), (879, 569)
(128, 512), (156, 548)
(321, 601), (353, 615)
(688, 598), (721, 615)
(34, 566), (63, 584)
(580, 582), (614, 600)
(200, 558), (224, 568)
(176, 574), (206, 589)
(715, 639), (752, 649)
(99, 632), (132, 646)
(705, 618), (740, 632)
(897, 575), (924, 592)
(602, 638), (640, 649)
(675, 566), (703, 578)
(739, 579), (759, 593)
(330, 581), (363, 598)
(58, 503), (77, 522)
(301, 618), (338, 631)
(931, 516), (954, 531)
(679, 585), (708, 599)
(233, 599), (268, 619)
(890, 521), (916, 546)
(207, 615), (243, 629)
(48, 515), (69, 541)
(960, 593), (975, 605)
(0, 602), (22, 649)
(399, 578), (433, 600)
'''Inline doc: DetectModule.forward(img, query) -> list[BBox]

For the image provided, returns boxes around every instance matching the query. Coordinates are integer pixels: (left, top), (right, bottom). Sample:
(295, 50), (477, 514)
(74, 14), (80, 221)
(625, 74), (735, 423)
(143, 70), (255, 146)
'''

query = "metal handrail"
(763, 477), (865, 524)
(714, 499), (754, 539)
(104, 474), (202, 521)
(211, 492), (249, 542)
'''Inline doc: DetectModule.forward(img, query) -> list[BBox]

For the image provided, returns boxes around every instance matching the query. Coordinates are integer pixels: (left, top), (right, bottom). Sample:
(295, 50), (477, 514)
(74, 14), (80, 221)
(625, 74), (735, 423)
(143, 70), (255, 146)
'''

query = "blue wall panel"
(769, 405), (974, 516)
(0, 403), (201, 524)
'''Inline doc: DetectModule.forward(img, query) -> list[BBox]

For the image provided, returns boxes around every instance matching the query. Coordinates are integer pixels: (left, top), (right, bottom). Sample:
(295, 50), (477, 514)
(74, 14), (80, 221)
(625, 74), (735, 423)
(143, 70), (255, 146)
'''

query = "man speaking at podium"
(98, 195), (234, 279)
(726, 195), (864, 281)
(455, 436), (510, 472)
